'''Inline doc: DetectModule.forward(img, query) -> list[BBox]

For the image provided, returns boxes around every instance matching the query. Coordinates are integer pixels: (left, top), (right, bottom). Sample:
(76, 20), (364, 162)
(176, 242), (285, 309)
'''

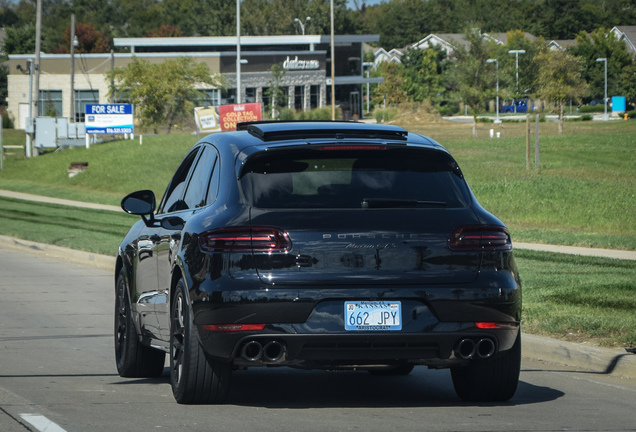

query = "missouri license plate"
(344, 301), (402, 331)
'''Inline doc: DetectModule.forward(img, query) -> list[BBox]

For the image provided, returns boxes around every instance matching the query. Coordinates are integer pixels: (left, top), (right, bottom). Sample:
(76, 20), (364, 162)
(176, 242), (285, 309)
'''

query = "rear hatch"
(239, 144), (483, 286)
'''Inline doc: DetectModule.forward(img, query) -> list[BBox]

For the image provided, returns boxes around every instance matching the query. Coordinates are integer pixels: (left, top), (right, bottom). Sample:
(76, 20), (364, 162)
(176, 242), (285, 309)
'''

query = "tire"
(451, 332), (521, 402)
(170, 278), (232, 404)
(114, 268), (166, 378)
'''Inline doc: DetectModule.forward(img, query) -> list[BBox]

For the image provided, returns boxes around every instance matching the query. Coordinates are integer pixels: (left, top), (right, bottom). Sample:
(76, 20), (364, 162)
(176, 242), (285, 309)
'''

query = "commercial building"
(7, 34), (383, 129)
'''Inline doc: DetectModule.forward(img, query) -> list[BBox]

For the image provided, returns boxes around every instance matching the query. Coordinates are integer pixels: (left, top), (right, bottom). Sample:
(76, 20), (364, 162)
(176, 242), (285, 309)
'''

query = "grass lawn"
(516, 249), (636, 348)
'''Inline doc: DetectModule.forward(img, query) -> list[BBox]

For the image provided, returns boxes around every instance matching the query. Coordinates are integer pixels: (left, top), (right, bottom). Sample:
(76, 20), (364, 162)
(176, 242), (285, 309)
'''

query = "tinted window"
(240, 147), (471, 209)
(183, 147), (218, 209)
(158, 149), (200, 214)
(206, 152), (221, 204)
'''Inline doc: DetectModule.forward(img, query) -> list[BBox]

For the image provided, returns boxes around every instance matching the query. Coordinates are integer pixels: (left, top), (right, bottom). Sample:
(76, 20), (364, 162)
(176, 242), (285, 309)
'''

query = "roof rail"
(237, 121), (408, 142)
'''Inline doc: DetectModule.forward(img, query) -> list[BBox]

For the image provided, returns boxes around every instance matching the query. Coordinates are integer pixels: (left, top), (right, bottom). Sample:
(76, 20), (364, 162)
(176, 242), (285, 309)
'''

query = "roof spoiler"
(237, 121), (409, 142)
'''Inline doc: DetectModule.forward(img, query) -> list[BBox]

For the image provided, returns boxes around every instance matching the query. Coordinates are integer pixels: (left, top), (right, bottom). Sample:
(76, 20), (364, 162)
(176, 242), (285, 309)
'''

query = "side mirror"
(121, 190), (156, 215)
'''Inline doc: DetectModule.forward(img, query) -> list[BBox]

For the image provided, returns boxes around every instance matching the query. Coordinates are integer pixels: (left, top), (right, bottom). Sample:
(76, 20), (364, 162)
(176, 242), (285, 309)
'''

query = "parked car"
(115, 121), (522, 404)
(502, 99), (531, 113)
(588, 98), (608, 106)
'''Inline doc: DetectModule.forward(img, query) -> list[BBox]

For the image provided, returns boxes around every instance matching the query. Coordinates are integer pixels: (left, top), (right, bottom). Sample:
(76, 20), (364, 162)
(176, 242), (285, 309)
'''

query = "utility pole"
(31, 0), (42, 157)
(70, 14), (76, 122)
(33, 0), (42, 118)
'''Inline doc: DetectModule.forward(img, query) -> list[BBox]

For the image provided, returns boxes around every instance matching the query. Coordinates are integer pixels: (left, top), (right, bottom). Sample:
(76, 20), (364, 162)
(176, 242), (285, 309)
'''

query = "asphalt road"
(1, 248), (635, 432)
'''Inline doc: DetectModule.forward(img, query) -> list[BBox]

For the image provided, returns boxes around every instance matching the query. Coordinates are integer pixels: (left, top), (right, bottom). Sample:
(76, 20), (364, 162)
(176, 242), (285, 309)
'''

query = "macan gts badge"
(115, 121), (522, 404)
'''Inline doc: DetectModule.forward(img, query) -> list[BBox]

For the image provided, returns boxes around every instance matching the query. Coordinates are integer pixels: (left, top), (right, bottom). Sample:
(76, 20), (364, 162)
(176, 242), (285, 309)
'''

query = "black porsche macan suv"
(115, 121), (522, 404)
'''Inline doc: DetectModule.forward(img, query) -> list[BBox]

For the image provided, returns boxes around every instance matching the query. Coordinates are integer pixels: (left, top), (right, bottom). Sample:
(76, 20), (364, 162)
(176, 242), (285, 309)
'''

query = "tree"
(372, 61), (407, 106)
(534, 50), (589, 133)
(52, 22), (111, 54)
(401, 46), (447, 103)
(449, 28), (499, 136)
(147, 24), (183, 38)
(265, 64), (287, 118)
(621, 62), (636, 107)
(491, 30), (548, 99)
(106, 57), (226, 134)
(3, 23), (37, 56)
(569, 28), (634, 102)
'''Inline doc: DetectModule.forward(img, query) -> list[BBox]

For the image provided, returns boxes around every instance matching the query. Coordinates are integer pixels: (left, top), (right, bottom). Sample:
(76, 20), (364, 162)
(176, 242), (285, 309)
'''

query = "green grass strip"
(516, 249), (636, 348)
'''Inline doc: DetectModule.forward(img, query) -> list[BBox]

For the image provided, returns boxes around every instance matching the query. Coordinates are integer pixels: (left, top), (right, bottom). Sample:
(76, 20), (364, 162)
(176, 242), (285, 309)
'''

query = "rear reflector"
(199, 227), (292, 253)
(202, 324), (266, 332)
(475, 322), (518, 329)
(448, 226), (512, 251)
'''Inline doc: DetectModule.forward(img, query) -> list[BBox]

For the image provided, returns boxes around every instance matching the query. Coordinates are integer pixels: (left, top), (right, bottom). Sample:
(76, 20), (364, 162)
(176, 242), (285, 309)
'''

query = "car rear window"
(240, 147), (471, 209)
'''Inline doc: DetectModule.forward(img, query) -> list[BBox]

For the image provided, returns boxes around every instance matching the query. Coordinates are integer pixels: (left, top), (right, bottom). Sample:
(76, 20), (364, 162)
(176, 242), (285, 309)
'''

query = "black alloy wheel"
(170, 278), (231, 404)
(114, 268), (165, 377)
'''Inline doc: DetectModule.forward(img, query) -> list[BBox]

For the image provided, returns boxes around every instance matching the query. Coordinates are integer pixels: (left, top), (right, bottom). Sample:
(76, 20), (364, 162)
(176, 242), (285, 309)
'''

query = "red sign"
(218, 103), (262, 131)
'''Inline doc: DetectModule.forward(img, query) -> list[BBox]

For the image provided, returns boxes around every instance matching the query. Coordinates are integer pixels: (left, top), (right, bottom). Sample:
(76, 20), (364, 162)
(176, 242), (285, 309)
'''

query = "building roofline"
(113, 34), (379, 48)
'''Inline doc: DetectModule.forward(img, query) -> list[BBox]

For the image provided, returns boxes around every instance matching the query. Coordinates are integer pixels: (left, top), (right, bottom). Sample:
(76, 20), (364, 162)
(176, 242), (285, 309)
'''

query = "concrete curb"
(522, 333), (635, 379)
(1, 234), (633, 380)
(0, 235), (116, 272)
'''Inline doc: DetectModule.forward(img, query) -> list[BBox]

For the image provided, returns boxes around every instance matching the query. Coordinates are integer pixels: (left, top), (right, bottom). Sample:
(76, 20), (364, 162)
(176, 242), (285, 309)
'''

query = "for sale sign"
(85, 104), (134, 134)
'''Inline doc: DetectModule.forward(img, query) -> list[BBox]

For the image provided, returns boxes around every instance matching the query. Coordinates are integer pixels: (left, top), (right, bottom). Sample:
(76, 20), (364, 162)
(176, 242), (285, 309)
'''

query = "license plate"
(344, 301), (402, 331)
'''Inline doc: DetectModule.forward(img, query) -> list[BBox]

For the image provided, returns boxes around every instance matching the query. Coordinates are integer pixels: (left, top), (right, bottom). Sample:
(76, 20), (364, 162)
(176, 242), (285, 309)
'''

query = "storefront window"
(75, 90), (99, 122)
(38, 90), (62, 117)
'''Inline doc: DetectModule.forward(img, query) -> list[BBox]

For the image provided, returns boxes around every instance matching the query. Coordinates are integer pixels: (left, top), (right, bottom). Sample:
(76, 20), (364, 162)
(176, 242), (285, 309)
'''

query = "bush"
(435, 101), (460, 117)
(579, 105), (605, 113)
(278, 108), (296, 121)
(374, 107), (399, 123)
(2, 114), (14, 129)
(261, 107), (342, 121)
(308, 107), (337, 120)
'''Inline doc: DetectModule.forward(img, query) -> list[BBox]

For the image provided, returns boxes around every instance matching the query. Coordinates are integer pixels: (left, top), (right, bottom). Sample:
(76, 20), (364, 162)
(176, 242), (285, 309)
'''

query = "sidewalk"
(2, 189), (635, 261)
(0, 189), (121, 212)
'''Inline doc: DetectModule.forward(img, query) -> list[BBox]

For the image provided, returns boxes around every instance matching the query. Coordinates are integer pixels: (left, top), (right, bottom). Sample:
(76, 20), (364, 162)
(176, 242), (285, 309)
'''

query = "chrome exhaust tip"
(455, 338), (477, 360)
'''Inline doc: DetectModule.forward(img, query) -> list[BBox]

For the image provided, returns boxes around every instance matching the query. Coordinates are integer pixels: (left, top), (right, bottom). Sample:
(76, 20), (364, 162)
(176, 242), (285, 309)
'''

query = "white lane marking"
(20, 414), (68, 432)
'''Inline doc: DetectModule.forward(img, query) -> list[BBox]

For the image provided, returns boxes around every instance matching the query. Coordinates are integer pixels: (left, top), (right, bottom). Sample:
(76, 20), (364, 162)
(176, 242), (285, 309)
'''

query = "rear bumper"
(197, 324), (520, 368)
(191, 279), (521, 368)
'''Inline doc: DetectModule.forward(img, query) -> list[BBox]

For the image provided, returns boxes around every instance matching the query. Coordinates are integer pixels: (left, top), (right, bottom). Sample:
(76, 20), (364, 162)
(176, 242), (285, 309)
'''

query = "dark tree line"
(2, 0), (636, 56)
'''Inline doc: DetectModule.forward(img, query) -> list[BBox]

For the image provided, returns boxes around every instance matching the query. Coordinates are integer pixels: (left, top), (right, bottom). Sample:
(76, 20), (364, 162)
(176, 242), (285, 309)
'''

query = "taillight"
(314, 145), (387, 151)
(198, 227), (292, 253)
(448, 226), (512, 251)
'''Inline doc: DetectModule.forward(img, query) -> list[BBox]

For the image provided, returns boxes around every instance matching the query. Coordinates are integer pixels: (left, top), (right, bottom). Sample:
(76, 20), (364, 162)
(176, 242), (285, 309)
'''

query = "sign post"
(85, 104), (134, 148)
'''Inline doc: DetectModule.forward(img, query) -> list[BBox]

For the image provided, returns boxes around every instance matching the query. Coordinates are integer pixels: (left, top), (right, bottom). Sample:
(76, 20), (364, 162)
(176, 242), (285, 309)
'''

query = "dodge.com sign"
(85, 104), (134, 134)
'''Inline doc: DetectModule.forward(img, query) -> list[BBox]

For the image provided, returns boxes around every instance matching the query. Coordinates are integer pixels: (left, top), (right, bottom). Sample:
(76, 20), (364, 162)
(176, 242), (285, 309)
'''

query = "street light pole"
(294, 17), (310, 35)
(596, 58), (608, 121)
(487, 58), (500, 123)
(330, 0), (335, 120)
(508, 49), (525, 96)
(236, 0), (241, 104)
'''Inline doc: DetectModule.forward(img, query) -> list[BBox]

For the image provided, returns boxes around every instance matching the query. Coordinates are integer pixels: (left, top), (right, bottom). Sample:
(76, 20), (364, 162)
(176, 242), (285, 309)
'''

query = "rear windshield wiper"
(361, 198), (447, 208)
